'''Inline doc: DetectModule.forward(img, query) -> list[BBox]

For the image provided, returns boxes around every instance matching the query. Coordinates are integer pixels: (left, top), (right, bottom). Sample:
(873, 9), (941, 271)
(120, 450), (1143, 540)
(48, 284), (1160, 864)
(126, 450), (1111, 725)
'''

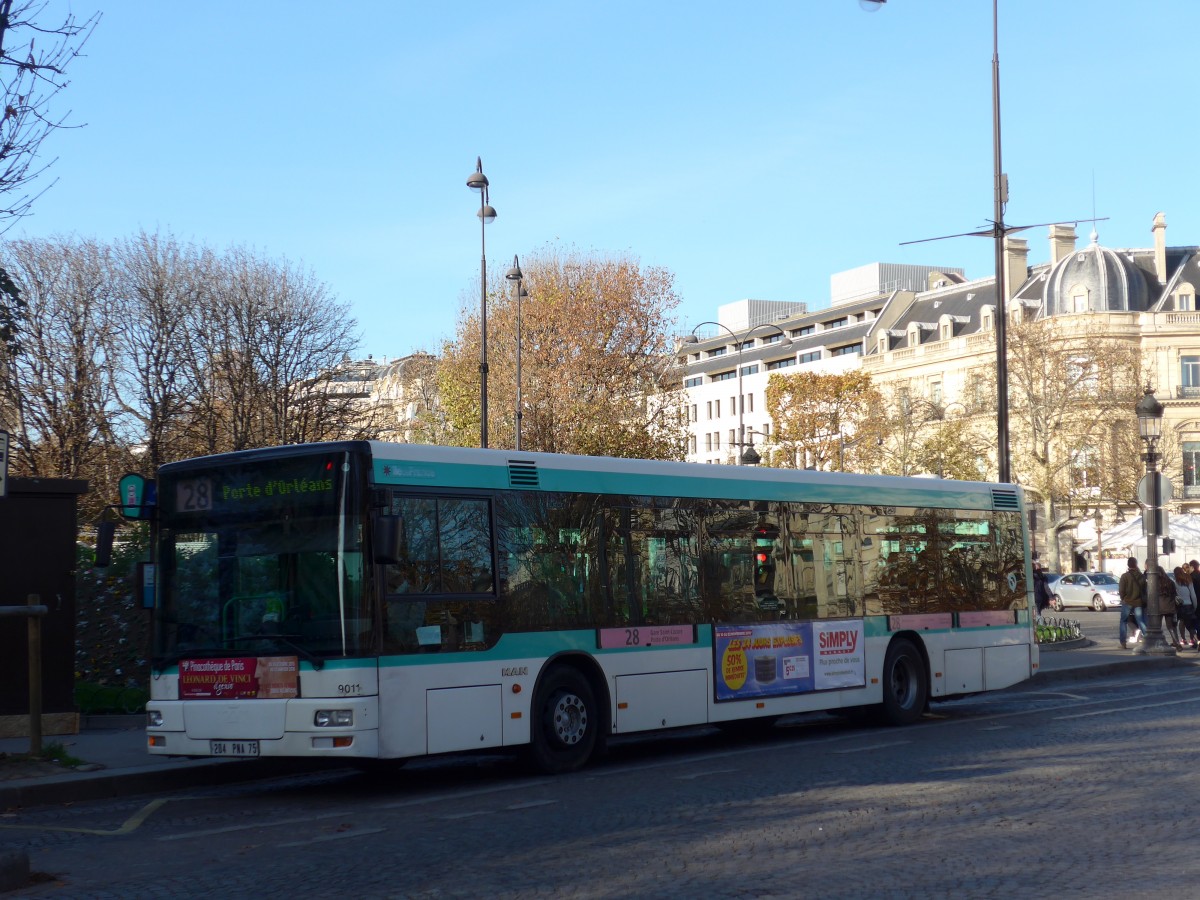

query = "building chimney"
(1048, 224), (1077, 266)
(1004, 236), (1029, 301)
(1152, 211), (1167, 284)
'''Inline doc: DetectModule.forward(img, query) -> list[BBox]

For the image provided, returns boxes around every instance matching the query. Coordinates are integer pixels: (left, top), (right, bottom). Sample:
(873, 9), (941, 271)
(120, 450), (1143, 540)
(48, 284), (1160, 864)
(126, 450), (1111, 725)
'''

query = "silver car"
(1051, 572), (1122, 612)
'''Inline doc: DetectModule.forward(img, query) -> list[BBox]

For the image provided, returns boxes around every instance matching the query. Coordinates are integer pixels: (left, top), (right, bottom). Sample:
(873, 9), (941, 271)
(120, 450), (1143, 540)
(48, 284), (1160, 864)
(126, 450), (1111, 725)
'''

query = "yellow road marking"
(0, 796), (187, 835)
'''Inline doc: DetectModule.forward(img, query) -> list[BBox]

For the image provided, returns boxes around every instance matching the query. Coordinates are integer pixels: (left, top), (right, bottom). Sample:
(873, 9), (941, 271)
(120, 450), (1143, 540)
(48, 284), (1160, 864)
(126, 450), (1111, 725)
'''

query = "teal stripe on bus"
(371, 458), (1007, 511)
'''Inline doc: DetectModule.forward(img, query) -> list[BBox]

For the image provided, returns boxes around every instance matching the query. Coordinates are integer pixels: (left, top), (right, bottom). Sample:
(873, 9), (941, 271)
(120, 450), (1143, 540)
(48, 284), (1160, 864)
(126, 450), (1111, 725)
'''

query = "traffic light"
(753, 548), (775, 596)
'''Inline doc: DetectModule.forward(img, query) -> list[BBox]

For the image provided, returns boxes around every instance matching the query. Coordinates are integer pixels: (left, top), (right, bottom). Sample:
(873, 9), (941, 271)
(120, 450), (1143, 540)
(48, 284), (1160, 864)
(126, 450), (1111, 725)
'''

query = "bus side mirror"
(95, 521), (116, 567)
(374, 514), (405, 565)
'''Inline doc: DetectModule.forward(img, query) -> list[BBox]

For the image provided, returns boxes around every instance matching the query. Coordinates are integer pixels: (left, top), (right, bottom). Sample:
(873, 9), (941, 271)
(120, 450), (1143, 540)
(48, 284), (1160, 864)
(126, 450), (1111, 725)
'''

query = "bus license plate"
(210, 740), (259, 757)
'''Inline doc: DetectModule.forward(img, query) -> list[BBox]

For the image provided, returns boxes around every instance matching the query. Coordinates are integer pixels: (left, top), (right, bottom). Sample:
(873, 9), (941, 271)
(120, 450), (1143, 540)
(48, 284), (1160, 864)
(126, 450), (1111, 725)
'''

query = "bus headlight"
(147, 709), (163, 727)
(314, 709), (354, 727)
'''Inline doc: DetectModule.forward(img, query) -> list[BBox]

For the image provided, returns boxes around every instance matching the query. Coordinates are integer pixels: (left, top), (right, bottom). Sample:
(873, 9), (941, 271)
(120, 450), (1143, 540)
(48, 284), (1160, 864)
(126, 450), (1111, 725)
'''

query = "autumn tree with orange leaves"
(439, 246), (689, 459)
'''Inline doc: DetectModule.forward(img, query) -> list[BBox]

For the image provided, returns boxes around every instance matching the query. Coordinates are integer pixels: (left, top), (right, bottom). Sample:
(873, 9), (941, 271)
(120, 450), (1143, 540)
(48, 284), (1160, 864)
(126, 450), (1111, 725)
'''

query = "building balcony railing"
(1176, 386), (1200, 399)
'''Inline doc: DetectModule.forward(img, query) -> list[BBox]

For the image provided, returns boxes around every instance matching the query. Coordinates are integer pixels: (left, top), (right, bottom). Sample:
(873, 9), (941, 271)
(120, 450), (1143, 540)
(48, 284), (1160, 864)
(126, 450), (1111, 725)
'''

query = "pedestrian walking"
(1032, 563), (1052, 616)
(1118, 556), (1147, 649)
(1175, 565), (1199, 648)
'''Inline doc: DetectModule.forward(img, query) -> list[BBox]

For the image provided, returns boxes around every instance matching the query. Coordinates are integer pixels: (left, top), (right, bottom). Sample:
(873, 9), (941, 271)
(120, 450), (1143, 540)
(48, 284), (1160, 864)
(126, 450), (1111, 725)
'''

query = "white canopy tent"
(1080, 513), (1200, 569)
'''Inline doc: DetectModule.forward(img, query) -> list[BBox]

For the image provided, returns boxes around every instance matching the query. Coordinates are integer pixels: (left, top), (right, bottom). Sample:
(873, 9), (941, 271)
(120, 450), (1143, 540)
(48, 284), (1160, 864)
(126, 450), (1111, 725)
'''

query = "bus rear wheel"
(528, 667), (600, 774)
(880, 639), (928, 726)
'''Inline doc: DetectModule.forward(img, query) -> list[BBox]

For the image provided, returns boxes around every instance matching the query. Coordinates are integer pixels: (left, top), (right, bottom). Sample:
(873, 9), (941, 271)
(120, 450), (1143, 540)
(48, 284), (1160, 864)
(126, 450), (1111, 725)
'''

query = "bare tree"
(0, 0), (100, 225)
(181, 247), (364, 454)
(110, 230), (206, 472)
(0, 236), (123, 517)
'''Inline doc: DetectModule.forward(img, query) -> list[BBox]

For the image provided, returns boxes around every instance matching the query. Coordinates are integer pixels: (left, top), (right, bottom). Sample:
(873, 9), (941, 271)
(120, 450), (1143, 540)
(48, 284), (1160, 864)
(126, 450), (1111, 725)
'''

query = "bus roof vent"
(991, 488), (1020, 510)
(508, 460), (539, 488)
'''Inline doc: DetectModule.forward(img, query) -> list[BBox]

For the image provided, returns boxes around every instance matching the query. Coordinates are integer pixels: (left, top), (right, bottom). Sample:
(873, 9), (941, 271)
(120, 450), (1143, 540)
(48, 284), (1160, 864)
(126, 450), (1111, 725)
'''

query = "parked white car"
(1051, 572), (1122, 612)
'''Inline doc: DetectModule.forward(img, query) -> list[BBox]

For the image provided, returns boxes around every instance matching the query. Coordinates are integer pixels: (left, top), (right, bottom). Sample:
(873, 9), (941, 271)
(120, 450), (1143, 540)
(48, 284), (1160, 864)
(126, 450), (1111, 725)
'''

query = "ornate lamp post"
(467, 157), (497, 448)
(683, 322), (791, 465)
(505, 255), (525, 451)
(1133, 385), (1175, 656)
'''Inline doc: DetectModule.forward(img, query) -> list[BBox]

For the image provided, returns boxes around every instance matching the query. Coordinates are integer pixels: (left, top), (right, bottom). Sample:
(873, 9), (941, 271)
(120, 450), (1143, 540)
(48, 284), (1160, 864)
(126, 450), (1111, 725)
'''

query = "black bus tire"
(527, 666), (599, 774)
(880, 638), (928, 726)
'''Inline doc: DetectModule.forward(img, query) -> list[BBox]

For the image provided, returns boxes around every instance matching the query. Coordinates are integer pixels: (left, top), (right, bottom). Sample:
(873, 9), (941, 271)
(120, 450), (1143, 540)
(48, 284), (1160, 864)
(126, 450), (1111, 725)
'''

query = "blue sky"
(14, 0), (1200, 361)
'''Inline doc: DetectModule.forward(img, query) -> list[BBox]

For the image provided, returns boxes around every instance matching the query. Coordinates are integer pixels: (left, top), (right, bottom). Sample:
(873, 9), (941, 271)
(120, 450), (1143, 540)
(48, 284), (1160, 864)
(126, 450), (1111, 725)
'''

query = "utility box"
(0, 477), (88, 737)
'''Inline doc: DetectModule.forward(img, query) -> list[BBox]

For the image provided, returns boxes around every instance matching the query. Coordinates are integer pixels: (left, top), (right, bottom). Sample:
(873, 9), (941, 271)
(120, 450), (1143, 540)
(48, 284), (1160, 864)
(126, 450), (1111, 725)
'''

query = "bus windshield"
(155, 447), (370, 665)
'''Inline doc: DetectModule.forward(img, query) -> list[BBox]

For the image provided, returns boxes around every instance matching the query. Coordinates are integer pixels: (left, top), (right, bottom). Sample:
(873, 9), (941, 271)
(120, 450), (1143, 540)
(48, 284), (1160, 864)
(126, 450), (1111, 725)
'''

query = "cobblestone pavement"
(4, 664), (1200, 897)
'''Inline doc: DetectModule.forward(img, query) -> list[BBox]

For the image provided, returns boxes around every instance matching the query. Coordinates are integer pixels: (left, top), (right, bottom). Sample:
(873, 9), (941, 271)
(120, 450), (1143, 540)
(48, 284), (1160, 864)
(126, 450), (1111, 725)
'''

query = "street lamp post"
(861, 0), (1011, 483)
(1133, 385), (1174, 656)
(505, 256), (525, 451)
(467, 157), (497, 448)
(684, 321), (791, 465)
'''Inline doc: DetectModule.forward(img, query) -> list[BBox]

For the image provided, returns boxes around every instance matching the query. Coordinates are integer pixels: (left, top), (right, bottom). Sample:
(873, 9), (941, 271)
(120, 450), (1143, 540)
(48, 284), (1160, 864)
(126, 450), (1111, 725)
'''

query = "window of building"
(831, 343), (862, 357)
(763, 334), (783, 345)
(729, 428), (736, 445)
(690, 404), (697, 423)
(688, 435), (697, 454)
(798, 351), (821, 363)
(768, 357), (796, 370)
(791, 325), (814, 337)
(1070, 284), (1089, 313)
(740, 364), (759, 376)
(713, 370), (736, 382)
(714, 432), (720, 450)
(736, 340), (754, 351)
(715, 399), (721, 418)
(1184, 441), (1200, 497)
(762, 423), (771, 437)
(706, 401), (712, 420)
(705, 433), (712, 452)
(824, 317), (847, 330)
(707, 347), (727, 358)
(1176, 282), (1196, 311)
(1067, 356), (1098, 393)
(930, 380), (943, 405)
(1071, 447), (1099, 491)
(1182, 356), (1200, 396)
(747, 394), (754, 413)
(684, 376), (703, 388)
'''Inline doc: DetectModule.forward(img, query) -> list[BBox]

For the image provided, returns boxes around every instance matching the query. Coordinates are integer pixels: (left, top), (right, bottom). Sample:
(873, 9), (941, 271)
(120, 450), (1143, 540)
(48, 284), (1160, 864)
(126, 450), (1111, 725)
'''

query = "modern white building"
(679, 264), (964, 464)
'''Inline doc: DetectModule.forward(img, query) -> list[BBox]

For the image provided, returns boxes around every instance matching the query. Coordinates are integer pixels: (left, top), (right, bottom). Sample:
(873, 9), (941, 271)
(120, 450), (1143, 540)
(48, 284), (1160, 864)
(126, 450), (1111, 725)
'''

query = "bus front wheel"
(528, 667), (600, 774)
(880, 639), (928, 726)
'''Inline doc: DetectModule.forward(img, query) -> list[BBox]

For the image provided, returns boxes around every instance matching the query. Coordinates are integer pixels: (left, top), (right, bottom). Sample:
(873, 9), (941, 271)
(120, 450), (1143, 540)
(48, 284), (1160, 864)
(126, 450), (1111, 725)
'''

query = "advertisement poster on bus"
(714, 621), (866, 701)
(811, 620), (866, 690)
(714, 622), (813, 701)
(179, 656), (299, 699)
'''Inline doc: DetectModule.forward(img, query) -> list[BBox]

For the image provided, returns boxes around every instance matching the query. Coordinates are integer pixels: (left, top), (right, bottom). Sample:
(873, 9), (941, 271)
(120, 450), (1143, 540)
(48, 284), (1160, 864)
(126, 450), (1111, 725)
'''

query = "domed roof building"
(1041, 229), (1151, 316)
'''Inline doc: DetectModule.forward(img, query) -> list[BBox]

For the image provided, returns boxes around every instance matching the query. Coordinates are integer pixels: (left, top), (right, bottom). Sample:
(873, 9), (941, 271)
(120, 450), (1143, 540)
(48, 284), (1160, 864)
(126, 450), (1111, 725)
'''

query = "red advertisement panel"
(179, 656), (298, 699)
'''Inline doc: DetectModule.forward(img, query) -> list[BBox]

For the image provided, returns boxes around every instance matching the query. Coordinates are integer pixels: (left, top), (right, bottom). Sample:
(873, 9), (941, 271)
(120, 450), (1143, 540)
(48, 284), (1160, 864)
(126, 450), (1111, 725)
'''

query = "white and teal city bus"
(146, 440), (1038, 773)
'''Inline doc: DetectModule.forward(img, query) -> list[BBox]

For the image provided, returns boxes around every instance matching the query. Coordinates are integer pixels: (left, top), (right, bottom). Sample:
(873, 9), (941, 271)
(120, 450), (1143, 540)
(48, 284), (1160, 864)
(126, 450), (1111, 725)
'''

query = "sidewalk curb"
(0, 757), (336, 812)
(1024, 653), (1200, 688)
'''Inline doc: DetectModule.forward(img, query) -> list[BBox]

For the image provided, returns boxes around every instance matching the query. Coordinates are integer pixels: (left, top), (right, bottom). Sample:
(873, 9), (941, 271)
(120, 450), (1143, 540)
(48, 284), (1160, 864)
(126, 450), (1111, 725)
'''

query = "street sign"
(0, 429), (7, 498)
(1137, 473), (1174, 505)
(1142, 507), (1169, 537)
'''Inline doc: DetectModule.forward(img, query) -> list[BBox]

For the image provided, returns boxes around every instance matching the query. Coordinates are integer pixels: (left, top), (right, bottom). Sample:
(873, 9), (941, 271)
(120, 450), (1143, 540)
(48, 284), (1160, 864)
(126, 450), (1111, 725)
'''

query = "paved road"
(4, 662), (1199, 897)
